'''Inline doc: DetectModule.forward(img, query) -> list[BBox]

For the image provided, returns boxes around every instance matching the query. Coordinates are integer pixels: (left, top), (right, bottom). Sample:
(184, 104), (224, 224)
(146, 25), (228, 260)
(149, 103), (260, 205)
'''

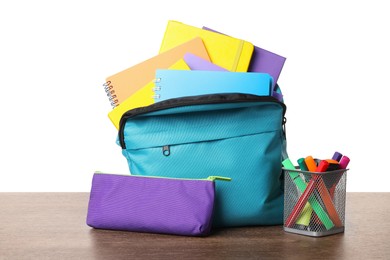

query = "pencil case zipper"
(94, 171), (231, 182)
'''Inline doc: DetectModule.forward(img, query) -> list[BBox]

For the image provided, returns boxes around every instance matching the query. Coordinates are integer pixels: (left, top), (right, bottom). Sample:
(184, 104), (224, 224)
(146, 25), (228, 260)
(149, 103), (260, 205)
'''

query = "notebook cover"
(105, 37), (209, 107)
(159, 21), (254, 72)
(108, 59), (190, 129)
(154, 70), (272, 102)
(183, 53), (227, 71)
(203, 26), (286, 89)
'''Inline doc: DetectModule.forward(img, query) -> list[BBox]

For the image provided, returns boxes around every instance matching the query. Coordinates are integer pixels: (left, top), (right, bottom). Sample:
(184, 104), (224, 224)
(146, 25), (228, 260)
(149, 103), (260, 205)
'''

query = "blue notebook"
(154, 70), (273, 102)
(182, 54), (283, 102)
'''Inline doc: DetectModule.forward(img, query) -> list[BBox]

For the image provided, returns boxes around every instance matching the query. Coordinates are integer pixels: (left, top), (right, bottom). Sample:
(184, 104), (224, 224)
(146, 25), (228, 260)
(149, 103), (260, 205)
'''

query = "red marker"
(316, 160), (329, 172)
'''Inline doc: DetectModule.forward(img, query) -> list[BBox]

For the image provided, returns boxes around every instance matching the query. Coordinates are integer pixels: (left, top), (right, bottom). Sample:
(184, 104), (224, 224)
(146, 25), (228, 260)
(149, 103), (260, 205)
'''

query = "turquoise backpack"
(118, 93), (287, 227)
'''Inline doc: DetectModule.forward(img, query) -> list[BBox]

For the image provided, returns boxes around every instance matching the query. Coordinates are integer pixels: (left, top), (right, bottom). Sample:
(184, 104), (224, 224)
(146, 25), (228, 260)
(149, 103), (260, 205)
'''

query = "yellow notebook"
(159, 21), (254, 72)
(108, 59), (190, 129)
(104, 37), (209, 107)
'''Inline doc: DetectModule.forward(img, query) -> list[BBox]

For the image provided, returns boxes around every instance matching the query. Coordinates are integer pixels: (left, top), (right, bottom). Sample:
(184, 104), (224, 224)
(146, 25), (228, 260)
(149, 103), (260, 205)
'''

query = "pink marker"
(329, 155), (350, 199)
(339, 156), (350, 169)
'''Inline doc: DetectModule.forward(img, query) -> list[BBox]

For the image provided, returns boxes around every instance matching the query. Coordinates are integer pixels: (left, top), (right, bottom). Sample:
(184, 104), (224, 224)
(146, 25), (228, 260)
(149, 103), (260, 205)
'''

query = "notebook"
(108, 59), (190, 129)
(203, 26), (286, 89)
(154, 70), (273, 102)
(184, 53), (283, 102)
(183, 53), (227, 72)
(104, 37), (210, 107)
(159, 21), (254, 72)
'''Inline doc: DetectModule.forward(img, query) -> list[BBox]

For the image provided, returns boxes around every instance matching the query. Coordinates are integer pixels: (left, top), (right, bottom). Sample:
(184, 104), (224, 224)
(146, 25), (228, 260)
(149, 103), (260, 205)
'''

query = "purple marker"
(332, 151), (343, 162)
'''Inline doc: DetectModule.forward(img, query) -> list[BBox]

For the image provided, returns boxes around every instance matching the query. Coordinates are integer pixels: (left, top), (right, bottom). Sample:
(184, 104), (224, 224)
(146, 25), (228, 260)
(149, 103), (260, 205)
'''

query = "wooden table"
(1, 193), (389, 259)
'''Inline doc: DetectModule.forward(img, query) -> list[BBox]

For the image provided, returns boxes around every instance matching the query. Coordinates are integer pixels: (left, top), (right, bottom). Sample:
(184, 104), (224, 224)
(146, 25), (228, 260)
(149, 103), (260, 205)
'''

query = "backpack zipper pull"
(162, 145), (170, 156)
(206, 176), (232, 181)
(282, 116), (287, 137)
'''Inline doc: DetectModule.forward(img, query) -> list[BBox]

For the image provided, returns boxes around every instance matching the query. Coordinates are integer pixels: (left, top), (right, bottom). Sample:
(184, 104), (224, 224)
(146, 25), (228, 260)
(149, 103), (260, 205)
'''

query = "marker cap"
(297, 158), (308, 171)
(332, 152), (343, 162)
(339, 156), (350, 169)
(316, 160), (329, 172)
(304, 156), (318, 172)
(326, 163), (340, 171)
(326, 159), (339, 164)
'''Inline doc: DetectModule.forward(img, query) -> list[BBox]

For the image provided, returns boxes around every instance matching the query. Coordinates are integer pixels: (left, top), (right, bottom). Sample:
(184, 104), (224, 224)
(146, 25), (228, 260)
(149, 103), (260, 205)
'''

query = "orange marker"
(326, 159), (340, 164)
(304, 156), (317, 172)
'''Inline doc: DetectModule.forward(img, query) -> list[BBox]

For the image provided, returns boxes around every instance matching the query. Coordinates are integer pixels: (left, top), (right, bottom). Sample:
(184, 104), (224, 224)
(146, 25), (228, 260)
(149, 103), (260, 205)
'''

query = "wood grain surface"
(0, 193), (389, 259)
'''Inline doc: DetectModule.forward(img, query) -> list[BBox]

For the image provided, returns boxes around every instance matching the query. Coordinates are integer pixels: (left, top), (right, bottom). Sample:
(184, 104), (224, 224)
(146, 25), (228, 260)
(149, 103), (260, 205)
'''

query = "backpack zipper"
(119, 93), (286, 149)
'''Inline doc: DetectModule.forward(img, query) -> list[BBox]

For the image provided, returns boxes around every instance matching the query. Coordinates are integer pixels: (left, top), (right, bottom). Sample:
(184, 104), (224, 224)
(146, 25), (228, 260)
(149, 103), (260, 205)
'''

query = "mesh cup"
(283, 168), (348, 237)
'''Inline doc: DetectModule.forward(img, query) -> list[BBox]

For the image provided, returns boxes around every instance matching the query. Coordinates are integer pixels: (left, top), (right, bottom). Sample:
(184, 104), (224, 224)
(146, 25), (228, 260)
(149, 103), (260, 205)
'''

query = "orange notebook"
(103, 37), (210, 107)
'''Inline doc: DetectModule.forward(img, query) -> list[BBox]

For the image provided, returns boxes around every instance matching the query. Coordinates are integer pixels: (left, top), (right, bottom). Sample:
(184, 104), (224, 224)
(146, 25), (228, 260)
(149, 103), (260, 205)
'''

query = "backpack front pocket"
(123, 130), (284, 227)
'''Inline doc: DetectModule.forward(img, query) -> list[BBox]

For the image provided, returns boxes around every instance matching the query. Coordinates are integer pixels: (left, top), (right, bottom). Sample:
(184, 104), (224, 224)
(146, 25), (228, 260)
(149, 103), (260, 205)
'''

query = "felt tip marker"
(332, 151), (343, 162)
(316, 160), (329, 172)
(282, 158), (295, 170)
(296, 158), (312, 226)
(328, 155), (350, 199)
(339, 156), (350, 169)
(326, 163), (340, 172)
(304, 156), (318, 172)
(297, 158), (308, 171)
(326, 159), (339, 164)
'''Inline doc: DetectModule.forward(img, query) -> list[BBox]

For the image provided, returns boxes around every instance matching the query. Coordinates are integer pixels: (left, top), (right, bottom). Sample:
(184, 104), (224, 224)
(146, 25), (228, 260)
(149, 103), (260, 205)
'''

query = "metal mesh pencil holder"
(283, 167), (348, 237)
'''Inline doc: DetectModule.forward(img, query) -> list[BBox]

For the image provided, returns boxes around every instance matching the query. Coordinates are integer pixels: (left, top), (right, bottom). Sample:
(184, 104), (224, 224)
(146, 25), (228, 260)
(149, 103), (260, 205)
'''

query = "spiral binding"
(103, 81), (118, 108)
(153, 78), (161, 99)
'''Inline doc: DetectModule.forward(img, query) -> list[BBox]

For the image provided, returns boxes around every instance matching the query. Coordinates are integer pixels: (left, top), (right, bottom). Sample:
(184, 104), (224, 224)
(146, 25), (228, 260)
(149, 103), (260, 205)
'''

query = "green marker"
(282, 158), (334, 230)
(297, 158), (308, 171)
(295, 158), (313, 226)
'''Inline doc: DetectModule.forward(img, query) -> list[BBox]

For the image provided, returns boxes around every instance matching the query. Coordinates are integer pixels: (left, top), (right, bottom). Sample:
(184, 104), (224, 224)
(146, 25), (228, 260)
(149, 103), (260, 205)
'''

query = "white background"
(0, 0), (388, 191)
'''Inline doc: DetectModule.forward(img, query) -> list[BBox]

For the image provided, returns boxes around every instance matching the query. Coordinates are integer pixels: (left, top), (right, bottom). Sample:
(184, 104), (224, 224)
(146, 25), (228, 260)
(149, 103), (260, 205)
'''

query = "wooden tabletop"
(0, 193), (389, 259)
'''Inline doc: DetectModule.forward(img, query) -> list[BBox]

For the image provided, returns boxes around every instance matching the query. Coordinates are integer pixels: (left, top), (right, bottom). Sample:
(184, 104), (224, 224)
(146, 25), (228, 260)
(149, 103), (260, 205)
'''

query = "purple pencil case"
(86, 172), (230, 236)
